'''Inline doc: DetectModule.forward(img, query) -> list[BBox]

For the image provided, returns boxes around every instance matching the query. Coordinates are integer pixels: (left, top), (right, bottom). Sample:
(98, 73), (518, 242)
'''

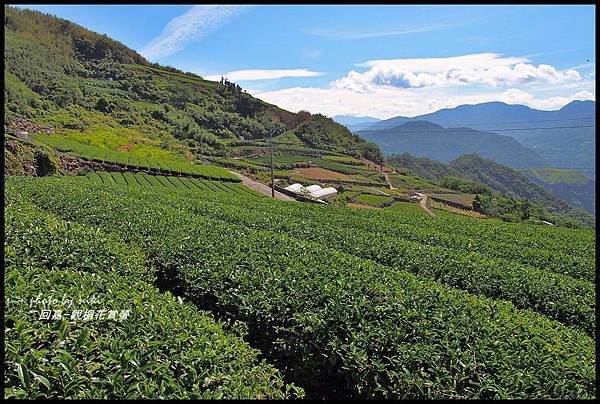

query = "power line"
(357, 116), (595, 129)
(358, 125), (595, 134)
(444, 117), (595, 127)
(521, 168), (596, 170)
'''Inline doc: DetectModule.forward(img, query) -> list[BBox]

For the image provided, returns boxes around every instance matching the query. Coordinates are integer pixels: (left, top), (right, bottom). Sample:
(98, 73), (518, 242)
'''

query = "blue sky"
(15, 5), (596, 118)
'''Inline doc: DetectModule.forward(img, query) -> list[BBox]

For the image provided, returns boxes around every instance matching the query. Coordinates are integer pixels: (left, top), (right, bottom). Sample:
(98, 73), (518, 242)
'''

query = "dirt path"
(228, 170), (295, 201)
(368, 187), (393, 197)
(415, 192), (435, 217)
(383, 172), (395, 190)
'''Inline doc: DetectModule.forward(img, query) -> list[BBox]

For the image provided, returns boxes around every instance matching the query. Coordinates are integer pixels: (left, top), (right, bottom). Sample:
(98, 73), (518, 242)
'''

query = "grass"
(353, 193), (394, 206)
(386, 201), (428, 215)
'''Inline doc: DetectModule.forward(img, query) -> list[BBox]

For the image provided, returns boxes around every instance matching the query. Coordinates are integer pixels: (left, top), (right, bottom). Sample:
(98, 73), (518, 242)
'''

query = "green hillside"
(4, 6), (381, 163)
(521, 167), (590, 185)
(520, 168), (595, 214)
(387, 153), (595, 227)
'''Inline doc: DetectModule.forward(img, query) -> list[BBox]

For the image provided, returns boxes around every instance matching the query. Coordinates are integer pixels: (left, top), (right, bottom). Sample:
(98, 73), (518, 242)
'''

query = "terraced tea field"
(80, 171), (262, 197)
(5, 175), (595, 399)
(31, 134), (238, 181)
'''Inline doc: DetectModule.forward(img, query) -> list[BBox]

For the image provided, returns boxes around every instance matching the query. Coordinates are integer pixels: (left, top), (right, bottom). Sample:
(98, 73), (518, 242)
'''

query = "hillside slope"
(4, 6), (381, 163)
(520, 168), (595, 214)
(387, 153), (595, 227)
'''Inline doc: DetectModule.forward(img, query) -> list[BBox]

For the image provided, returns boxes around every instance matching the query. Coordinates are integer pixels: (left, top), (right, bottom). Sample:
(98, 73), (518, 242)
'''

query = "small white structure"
(285, 183), (304, 193)
(541, 220), (554, 226)
(304, 184), (322, 193)
(310, 187), (337, 199)
(284, 182), (337, 200)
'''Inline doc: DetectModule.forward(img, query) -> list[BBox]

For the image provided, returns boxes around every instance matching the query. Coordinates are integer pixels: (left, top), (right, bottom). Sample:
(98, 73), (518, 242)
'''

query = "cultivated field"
(5, 175), (595, 399)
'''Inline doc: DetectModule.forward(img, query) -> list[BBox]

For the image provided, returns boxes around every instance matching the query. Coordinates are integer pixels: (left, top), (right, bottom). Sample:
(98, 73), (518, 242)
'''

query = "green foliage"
(520, 168), (595, 214)
(11, 175), (595, 399)
(388, 153), (595, 228)
(31, 134), (238, 181)
(353, 193), (394, 206)
(440, 176), (493, 195)
(5, 5), (383, 165)
(386, 201), (428, 215)
(322, 155), (365, 165)
(79, 171), (261, 196)
(521, 168), (590, 185)
(4, 186), (300, 399)
(244, 154), (366, 175)
(292, 114), (383, 161)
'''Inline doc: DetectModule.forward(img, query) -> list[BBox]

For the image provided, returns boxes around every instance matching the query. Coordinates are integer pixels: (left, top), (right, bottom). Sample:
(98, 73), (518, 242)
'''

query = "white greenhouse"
(283, 183), (337, 200)
(304, 184), (322, 193)
(310, 187), (337, 198)
(284, 183), (304, 193)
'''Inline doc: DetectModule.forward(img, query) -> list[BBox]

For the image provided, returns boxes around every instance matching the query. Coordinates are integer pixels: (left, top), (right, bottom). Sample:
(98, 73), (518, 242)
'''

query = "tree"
(95, 96), (111, 113)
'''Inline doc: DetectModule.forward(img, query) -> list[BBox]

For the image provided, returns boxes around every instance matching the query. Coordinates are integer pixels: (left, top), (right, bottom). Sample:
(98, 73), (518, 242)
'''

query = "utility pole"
(270, 128), (275, 198)
(199, 136), (203, 164)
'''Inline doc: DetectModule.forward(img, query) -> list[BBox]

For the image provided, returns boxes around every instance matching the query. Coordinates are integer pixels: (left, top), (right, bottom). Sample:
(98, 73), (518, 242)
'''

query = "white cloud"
(332, 53), (582, 92)
(306, 21), (461, 39)
(140, 5), (246, 60)
(300, 49), (322, 59)
(498, 89), (595, 110)
(309, 25), (447, 39)
(205, 69), (324, 82)
(251, 86), (595, 119)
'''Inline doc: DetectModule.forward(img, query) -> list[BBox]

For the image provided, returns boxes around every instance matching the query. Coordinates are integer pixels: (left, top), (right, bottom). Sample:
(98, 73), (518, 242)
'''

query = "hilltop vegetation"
(4, 6), (381, 162)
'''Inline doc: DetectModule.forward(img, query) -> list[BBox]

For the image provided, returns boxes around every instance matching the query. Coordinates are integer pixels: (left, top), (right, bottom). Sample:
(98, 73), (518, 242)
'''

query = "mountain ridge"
(358, 120), (549, 168)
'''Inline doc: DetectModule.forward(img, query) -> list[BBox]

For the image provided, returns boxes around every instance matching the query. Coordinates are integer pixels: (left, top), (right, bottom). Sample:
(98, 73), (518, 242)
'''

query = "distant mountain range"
(346, 101), (595, 178)
(332, 115), (381, 132)
(357, 120), (548, 169)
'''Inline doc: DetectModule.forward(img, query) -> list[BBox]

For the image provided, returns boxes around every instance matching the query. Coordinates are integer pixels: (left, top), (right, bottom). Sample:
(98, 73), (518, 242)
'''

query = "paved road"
(228, 170), (295, 201)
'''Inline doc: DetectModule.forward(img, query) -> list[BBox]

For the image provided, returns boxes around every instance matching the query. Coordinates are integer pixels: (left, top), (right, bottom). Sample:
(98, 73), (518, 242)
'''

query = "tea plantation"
(5, 175), (596, 399)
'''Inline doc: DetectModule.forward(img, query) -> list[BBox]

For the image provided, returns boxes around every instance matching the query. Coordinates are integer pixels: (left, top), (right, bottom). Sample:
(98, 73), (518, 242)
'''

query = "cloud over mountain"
(331, 53), (582, 92)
